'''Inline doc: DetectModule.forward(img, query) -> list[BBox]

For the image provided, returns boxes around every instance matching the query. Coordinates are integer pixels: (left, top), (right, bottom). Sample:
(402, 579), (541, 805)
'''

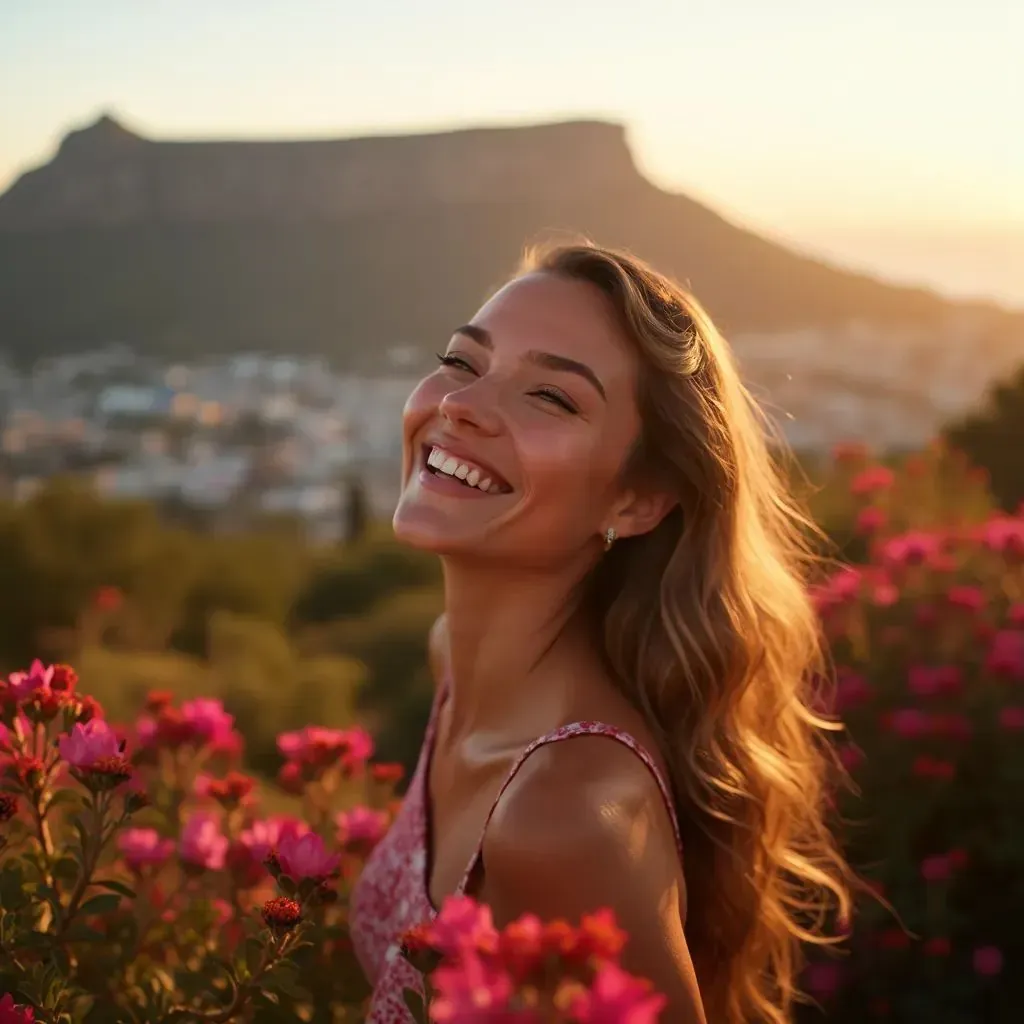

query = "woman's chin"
(392, 504), (475, 555)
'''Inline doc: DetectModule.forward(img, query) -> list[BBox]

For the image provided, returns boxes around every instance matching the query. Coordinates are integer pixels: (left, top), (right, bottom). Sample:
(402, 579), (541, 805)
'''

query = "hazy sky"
(2, 0), (1021, 304)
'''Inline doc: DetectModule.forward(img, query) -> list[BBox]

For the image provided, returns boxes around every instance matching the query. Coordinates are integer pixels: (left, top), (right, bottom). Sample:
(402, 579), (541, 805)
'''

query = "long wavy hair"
(520, 243), (853, 1024)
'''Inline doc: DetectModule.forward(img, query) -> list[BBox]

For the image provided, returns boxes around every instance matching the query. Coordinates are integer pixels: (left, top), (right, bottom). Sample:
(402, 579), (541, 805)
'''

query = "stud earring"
(603, 526), (617, 551)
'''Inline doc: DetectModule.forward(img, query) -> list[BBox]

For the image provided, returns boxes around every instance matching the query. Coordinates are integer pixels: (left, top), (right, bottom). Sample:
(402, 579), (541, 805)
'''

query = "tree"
(945, 364), (1024, 512)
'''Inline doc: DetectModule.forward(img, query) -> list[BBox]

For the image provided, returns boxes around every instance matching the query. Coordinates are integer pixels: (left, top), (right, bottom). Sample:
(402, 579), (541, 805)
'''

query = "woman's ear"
(610, 487), (677, 541)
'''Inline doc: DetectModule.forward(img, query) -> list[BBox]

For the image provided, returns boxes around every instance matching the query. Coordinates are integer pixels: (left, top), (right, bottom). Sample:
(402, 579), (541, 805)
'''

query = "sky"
(1, 0), (1021, 305)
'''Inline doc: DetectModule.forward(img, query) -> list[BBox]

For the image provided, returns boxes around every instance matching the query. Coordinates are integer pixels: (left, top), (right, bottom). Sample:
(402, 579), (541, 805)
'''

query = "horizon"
(2, 0), (1021, 306)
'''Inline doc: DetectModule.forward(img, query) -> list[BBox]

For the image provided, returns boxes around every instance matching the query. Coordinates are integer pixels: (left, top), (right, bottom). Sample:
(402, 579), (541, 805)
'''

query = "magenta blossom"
(850, 465), (895, 497)
(118, 827), (175, 871)
(429, 950), (515, 1021)
(59, 719), (121, 770)
(238, 815), (310, 865)
(276, 830), (340, 881)
(180, 698), (236, 746)
(982, 516), (1024, 557)
(7, 659), (54, 702)
(180, 812), (229, 871)
(427, 895), (500, 959)
(881, 531), (943, 568)
(986, 631), (1024, 679)
(568, 960), (668, 1023)
(0, 993), (34, 1024)
(908, 665), (963, 698)
(336, 806), (390, 848)
(276, 725), (374, 772)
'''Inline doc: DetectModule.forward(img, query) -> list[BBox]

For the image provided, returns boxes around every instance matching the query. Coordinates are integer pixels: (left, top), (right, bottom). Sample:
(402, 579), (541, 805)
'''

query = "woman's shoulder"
(483, 728), (681, 868)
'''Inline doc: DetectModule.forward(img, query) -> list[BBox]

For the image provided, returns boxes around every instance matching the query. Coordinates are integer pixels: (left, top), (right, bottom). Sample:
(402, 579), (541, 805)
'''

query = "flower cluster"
(402, 896), (666, 1023)
(801, 443), (1023, 1021)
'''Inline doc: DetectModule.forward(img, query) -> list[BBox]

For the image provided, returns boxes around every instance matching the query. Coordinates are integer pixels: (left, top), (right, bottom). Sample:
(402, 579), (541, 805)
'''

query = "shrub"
(799, 443), (1024, 1022)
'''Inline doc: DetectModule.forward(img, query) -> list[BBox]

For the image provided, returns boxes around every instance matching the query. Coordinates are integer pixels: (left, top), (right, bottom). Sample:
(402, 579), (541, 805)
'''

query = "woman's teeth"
(427, 446), (504, 494)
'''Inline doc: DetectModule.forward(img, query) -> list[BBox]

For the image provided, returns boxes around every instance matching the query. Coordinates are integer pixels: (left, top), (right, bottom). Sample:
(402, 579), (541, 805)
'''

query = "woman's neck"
(440, 557), (593, 742)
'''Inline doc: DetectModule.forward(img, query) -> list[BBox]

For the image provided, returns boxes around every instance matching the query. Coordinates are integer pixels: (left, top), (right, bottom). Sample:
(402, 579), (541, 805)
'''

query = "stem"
(175, 930), (295, 1022)
(54, 791), (109, 940)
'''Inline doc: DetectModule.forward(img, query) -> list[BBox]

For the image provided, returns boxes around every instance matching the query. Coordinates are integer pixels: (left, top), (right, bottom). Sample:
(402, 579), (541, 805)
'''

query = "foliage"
(945, 363), (1024, 513)
(0, 664), (664, 1022)
(797, 442), (1024, 1023)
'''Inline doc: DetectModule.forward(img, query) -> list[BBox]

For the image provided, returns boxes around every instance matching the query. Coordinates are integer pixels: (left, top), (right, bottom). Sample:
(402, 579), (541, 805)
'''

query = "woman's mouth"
(421, 444), (512, 495)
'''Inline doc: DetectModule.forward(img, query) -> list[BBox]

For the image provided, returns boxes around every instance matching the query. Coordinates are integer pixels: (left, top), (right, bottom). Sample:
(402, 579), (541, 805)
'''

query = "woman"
(350, 244), (852, 1023)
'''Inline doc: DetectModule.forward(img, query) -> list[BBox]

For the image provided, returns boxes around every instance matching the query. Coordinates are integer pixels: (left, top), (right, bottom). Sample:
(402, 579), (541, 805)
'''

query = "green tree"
(945, 364), (1024, 512)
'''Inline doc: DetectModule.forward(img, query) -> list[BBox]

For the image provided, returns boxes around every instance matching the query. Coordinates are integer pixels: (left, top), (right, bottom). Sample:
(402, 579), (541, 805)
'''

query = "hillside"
(0, 114), (1019, 367)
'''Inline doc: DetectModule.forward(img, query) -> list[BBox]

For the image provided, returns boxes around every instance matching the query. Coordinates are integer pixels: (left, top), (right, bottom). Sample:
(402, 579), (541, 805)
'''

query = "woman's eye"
(435, 353), (476, 373)
(531, 388), (578, 414)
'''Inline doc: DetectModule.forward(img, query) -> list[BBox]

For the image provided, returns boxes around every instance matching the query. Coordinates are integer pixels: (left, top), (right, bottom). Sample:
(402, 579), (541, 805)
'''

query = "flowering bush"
(0, 664), (664, 1022)
(801, 443), (1024, 1022)
(401, 897), (665, 1023)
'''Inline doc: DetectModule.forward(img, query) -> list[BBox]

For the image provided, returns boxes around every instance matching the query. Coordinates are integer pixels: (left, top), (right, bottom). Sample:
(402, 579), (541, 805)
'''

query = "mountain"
(0, 114), (1019, 370)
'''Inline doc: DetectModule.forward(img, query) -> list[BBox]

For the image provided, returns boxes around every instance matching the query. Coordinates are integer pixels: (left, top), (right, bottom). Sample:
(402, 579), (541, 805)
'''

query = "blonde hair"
(520, 243), (852, 1024)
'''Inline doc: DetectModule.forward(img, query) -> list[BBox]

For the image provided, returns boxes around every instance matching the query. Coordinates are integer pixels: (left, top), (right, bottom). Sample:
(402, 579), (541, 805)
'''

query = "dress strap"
(456, 722), (684, 894)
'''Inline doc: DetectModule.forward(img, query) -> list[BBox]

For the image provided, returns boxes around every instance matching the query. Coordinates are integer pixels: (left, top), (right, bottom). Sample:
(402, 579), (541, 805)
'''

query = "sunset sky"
(2, 0), (1021, 304)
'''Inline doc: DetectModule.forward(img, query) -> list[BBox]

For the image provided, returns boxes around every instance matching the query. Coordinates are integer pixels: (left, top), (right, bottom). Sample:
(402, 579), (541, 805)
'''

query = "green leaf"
(94, 878), (136, 900)
(77, 893), (123, 917)
(245, 936), (265, 975)
(53, 855), (81, 886)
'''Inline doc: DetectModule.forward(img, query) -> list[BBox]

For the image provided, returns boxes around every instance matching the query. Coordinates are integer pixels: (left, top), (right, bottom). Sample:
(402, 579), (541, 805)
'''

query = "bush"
(0, 665), (663, 1022)
(798, 443), (1024, 1022)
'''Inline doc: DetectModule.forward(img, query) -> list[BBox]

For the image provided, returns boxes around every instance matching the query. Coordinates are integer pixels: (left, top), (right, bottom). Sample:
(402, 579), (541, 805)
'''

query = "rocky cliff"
(0, 115), (1018, 365)
(0, 115), (639, 228)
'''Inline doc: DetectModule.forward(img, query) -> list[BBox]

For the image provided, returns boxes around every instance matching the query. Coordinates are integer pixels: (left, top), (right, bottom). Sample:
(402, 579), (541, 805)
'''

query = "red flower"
(986, 631), (1024, 679)
(566, 960), (667, 1023)
(93, 586), (123, 612)
(924, 936), (951, 957)
(262, 896), (302, 931)
(49, 664), (78, 693)
(0, 993), (34, 1024)
(371, 762), (405, 784)
(850, 466), (895, 497)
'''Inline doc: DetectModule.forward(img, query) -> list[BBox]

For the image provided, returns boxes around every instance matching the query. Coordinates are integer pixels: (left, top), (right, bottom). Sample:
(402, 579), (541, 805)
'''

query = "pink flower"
(920, 855), (952, 882)
(59, 719), (121, 769)
(856, 507), (887, 535)
(946, 586), (985, 613)
(908, 665), (963, 698)
(982, 516), (1024, 558)
(973, 946), (1004, 976)
(568, 961), (668, 1023)
(850, 465), (895, 497)
(7, 659), (54, 701)
(884, 709), (933, 739)
(0, 993), (34, 1024)
(803, 961), (845, 1001)
(179, 812), (228, 871)
(1008, 603), (1024, 627)
(429, 895), (500, 958)
(998, 707), (1024, 731)
(336, 806), (390, 849)
(986, 631), (1024, 679)
(429, 950), (515, 1021)
(239, 815), (310, 864)
(180, 698), (236, 746)
(871, 582), (900, 606)
(276, 725), (374, 772)
(276, 830), (340, 881)
(881, 531), (942, 568)
(811, 567), (863, 613)
(118, 827), (175, 871)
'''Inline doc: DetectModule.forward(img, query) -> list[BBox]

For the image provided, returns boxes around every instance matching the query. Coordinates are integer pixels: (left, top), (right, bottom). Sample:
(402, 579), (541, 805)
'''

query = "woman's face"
(393, 271), (645, 565)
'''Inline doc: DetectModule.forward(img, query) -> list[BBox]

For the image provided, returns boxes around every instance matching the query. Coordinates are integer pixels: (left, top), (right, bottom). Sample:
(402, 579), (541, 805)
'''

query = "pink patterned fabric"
(349, 686), (684, 1023)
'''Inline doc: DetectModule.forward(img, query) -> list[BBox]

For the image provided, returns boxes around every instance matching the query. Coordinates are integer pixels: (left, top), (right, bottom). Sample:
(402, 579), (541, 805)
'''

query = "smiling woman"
(349, 242), (853, 1024)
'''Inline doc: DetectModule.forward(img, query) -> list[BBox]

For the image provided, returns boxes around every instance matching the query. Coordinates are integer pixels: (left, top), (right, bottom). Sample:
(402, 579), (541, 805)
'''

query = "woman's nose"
(439, 380), (502, 435)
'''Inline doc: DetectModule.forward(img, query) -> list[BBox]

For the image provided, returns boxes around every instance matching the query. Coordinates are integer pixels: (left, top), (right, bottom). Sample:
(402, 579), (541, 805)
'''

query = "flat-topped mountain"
(0, 114), (1019, 369)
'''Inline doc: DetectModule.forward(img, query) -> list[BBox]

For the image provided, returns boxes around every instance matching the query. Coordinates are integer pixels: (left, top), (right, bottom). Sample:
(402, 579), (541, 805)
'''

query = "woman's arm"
(476, 736), (707, 1023)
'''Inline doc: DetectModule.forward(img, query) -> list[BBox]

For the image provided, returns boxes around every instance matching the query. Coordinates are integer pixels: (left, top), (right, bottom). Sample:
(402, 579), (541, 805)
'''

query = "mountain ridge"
(0, 114), (1019, 366)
